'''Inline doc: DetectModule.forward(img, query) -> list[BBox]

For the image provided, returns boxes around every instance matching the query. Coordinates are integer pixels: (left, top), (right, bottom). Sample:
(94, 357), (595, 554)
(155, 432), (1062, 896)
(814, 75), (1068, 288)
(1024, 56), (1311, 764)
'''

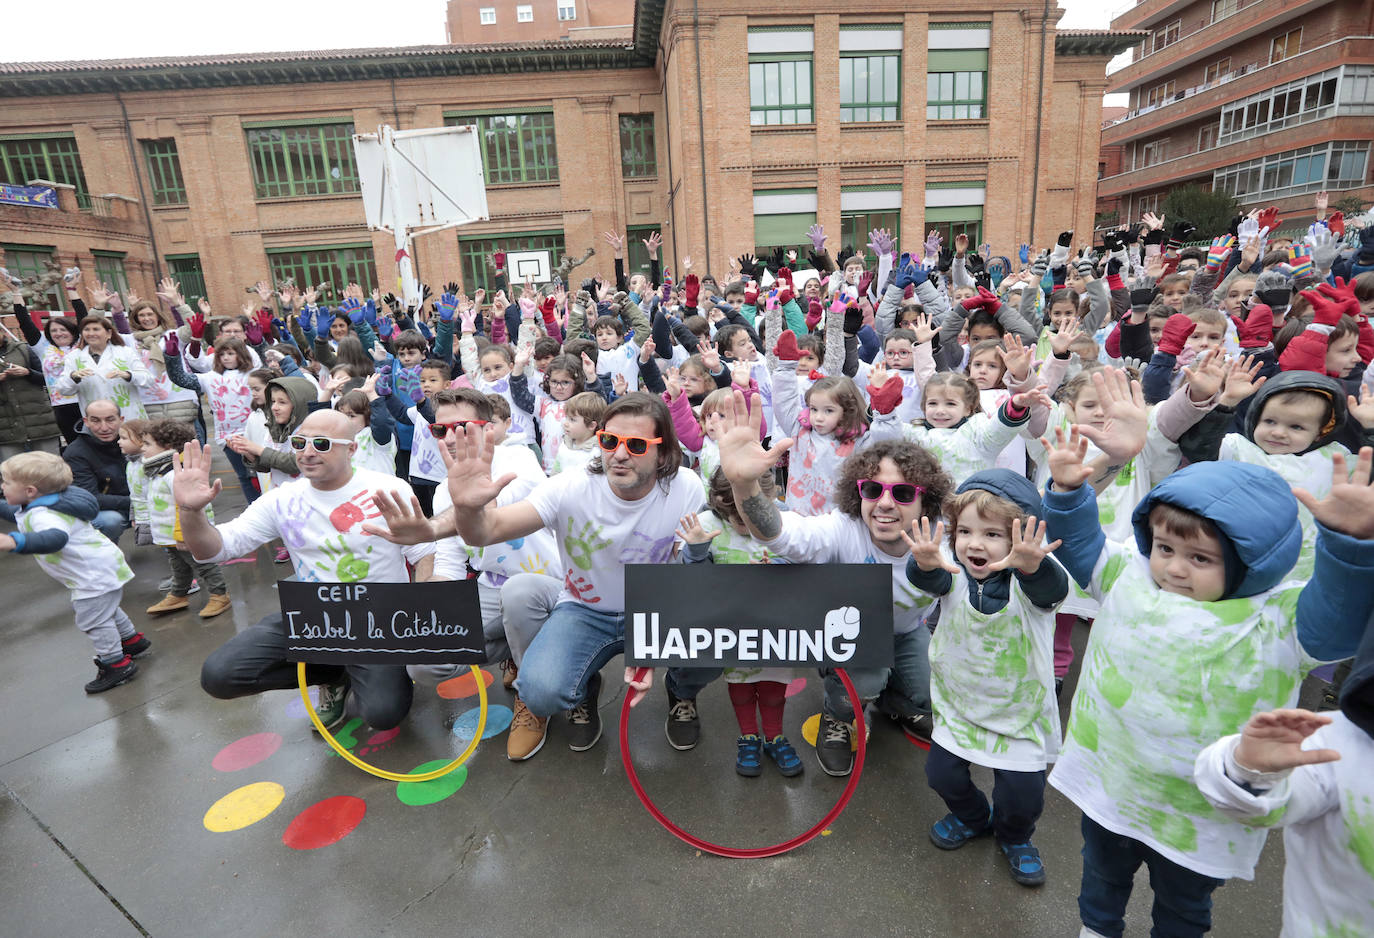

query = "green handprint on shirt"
(564, 518), (611, 571)
(316, 535), (371, 582)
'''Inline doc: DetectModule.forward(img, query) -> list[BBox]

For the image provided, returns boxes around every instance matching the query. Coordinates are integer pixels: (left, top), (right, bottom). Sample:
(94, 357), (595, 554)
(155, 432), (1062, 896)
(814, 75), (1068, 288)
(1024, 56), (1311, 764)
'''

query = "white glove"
(1305, 223), (1339, 271)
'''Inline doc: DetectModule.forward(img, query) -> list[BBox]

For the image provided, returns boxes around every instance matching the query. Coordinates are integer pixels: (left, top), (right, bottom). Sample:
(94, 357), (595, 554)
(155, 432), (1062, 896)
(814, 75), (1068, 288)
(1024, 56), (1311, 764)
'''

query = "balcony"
(1107, 0), (1331, 93)
(1096, 114), (1370, 197)
(1102, 37), (1373, 143)
(1110, 0), (1207, 33)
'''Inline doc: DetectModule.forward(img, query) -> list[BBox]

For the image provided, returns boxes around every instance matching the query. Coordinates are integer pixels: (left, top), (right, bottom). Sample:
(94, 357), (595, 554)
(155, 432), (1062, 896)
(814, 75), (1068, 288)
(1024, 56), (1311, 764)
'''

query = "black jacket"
(62, 421), (130, 515)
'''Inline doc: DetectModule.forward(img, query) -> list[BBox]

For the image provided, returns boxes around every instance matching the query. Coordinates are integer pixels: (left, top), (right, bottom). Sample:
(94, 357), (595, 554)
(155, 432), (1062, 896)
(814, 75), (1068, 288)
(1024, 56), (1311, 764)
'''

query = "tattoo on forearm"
(741, 492), (782, 540)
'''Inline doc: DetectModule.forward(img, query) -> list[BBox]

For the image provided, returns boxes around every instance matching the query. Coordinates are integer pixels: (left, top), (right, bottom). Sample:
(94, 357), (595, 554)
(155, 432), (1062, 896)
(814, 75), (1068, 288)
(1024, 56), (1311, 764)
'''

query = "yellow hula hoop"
(297, 662), (487, 782)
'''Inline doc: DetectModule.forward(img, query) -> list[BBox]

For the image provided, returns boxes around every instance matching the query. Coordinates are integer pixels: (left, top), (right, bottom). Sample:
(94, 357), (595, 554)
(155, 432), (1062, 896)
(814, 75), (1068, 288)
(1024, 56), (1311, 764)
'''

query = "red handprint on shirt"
(564, 570), (601, 604)
(330, 492), (381, 533)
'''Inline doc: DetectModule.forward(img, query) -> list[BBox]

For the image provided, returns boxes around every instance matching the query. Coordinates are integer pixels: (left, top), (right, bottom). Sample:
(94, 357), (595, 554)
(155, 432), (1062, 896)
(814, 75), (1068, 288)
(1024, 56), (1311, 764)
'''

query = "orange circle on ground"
(436, 668), (494, 699)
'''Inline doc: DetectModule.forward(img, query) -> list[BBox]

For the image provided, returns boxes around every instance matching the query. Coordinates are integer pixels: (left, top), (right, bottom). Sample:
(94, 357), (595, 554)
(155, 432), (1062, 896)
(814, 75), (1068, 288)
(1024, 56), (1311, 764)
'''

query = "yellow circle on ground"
(800, 713), (858, 752)
(203, 781), (286, 832)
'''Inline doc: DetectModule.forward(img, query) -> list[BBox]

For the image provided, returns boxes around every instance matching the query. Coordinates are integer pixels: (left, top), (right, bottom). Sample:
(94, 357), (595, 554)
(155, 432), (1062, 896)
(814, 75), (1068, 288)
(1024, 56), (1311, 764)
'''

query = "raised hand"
(612, 373), (629, 397)
(173, 441), (221, 511)
(1076, 369), (1148, 464)
(1294, 447), (1374, 539)
(953, 233), (969, 256)
(867, 227), (894, 258)
(911, 311), (936, 345)
(254, 280), (272, 303)
(638, 337), (656, 364)
(1219, 355), (1267, 408)
(985, 516), (1062, 575)
(698, 338), (720, 374)
(996, 333), (1035, 383)
(1232, 709), (1341, 774)
(664, 365), (682, 400)
(807, 223), (827, 253)
(676, 512), (721, 546)
(441, 422), (518, 511)
(602, 231), (625, 257)
(643, 230), (662, 260)
(1041, 426), (1093, 491)
(1182, 350), (1228, 403)
(156, 277), (183, 306)
(1050, 317), (1083, 356)
(717, 388), (794, 485)
(580, 351), (598, 383)
(901, 517), (959, 574)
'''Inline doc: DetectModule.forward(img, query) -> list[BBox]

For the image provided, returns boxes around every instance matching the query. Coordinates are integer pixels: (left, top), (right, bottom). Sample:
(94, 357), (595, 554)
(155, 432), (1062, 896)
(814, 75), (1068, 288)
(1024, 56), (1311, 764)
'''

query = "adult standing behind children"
(62, 400), (131, 542)
(175, 409), (435, 731)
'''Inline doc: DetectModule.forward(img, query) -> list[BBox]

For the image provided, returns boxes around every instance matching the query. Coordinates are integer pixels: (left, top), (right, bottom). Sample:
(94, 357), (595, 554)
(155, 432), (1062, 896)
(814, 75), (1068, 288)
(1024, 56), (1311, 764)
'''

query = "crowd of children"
(3, 199), (1374, 937)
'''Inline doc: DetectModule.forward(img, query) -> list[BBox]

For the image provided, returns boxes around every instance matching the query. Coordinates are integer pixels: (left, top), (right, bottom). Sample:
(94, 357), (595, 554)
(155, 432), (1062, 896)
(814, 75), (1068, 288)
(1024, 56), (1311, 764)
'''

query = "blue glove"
(299, 305), (315, 331)
(340, 297), (362, 325)
(1018, 243), (1030, 264)
(377, 315), (394, 339)
(893, 253), (918, 290)
(362, 299), (379, 327)
(437, 292), (457, 323)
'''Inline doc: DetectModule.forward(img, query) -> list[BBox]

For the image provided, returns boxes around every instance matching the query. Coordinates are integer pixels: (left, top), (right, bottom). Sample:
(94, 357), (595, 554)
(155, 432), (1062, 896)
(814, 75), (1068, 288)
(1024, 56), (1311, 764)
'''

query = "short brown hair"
(565, 391), (607, 425)
(1148, 501), (1219, 544)
(119, 419), (152, 444)
(433, 387), (493, 421)
(147, 419), (197, 452)
(833, 440), (952, 523)
(587, 392), (680, 485)
(485, 393), (511, 421)
(707, 465), (774, 523)
(945, 489), (1025, 553)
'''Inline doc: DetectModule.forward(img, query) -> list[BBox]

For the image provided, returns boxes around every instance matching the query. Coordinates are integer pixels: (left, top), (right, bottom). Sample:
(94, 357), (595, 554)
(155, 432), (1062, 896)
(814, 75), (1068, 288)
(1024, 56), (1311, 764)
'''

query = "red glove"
(1327, 211), (1345, 238)
(540, 296), (557, 318)
(743, 285), (759, 307)
(1302, 278), (1358, 326)
(255, 308), (274, 338)
(805, 298), (823, 331)
(188, 311), (206, 339)
(1156, 313), (1196, 356)
(493, 252), (506, 270)
(858, 269), (875, 297)
(773, 331), (802, 362)
(1236, 304), (1274, 349)
(1357, 315), (1374, 365)
(867, 375), (904, 415)
(776, 266), (793, 288)
(162, 332), (180, 358)
(974, 286), (1000, 313)
(684, 274), (700, 308)
(1257, 207), (1282, 233)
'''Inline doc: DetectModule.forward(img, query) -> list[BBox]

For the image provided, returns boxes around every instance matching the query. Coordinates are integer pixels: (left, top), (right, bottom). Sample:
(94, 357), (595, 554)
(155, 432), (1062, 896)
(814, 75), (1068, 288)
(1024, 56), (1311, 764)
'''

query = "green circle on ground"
(395, 760), (469, 806)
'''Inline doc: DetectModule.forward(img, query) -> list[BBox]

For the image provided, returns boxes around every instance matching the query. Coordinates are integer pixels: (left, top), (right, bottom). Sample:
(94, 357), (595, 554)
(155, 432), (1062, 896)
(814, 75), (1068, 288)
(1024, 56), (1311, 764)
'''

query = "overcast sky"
(14, 1), (1130, 101)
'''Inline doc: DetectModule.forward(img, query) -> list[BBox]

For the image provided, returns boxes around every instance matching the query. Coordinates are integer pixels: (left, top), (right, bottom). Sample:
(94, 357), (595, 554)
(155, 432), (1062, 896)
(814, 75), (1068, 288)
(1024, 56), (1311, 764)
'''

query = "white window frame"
(516, 5), (534, 23)
(1151, 20), (1180, 54)
(1203, 57), (1231, 84)
(479, 7), (496, 25)
(558, 3), (576, 21)
(1271, 28), (1301, 63)
(1139, 139), (1170, 169)
(1210, 0), (1239, 24)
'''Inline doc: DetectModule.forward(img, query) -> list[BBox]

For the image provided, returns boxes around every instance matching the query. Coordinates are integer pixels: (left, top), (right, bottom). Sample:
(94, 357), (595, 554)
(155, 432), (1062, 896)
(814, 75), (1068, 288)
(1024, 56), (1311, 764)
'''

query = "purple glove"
(162, 332), (180, 357)
(245, 320), (264, 345)
(375, 363), (393, 397)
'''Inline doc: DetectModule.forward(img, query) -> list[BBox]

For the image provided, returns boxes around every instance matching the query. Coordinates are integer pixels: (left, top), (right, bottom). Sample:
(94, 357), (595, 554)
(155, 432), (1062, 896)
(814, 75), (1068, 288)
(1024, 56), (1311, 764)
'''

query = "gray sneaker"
(157, 577), (199, 594)
(313, 676), (351, 732)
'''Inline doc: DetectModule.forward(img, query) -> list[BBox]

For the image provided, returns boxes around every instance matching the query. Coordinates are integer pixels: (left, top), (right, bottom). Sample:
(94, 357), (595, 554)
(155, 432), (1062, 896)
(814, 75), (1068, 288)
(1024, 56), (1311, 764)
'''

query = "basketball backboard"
(353, 125), (489, 236)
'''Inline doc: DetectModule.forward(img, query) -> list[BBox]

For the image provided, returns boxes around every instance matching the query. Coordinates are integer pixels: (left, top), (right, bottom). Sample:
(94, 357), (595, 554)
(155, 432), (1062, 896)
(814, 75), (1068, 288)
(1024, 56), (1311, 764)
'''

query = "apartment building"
(1099, 0), (1374, 231)
(0, 1), (1135, 314)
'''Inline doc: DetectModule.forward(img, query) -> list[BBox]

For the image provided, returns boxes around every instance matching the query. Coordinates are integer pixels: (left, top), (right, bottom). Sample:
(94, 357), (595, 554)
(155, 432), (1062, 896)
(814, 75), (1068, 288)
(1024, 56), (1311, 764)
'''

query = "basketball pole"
(379, 125), (421, 310)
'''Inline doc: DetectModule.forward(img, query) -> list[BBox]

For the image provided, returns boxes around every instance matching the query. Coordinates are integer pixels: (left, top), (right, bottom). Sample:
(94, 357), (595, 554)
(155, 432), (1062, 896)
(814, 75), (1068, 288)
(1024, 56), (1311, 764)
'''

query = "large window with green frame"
(92, 251), (130, 295)
(166, 254), (207, 306)
(0, 243), (62, 309)
(841, 210), (900, 257)
(923, 206), (982, 250)
(750, 55), (814, 125)
(927, 50), (988, 120)
(458, 231), (566, 294)
(0, 136), (91, 209)
(625, 225), (659, 278)
(619, 114), (657, 178)
(446, 113), (558, 185)
(266, 244), (376, 299)
(841, 54), (901, 122)
(753, 209), (815, 265)
(141, 139), (188, 206)
(245, 122), (360, 199)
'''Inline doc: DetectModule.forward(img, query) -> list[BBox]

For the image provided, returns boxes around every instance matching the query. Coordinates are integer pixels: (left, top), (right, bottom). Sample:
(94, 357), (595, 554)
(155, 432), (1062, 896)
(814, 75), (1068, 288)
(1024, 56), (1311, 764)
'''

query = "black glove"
(1171, 219), (1197, 242)
(807, 250), (828, 271)
(937, 247), (953, 272)
(1228, 215), (1243, 239)
(966, 253), (986, 275)
(1057, 231), (1073, 248)
(1359, 225), (1374, 263)
(1130, 287), (1157, 311)
(134, 523), (153, 547)
(843, 305), (863, 336)
(444, 281), (460, 294)
(1256, 288), (1291, 311)
(736, 254), (758, 279)
(1143, 228), (1166, 246)
(1103, 232), (1122, 252)
(835, 245), (855, 269)
(1118, 224), (1143, 245)
(1106, 257), (1123, 277)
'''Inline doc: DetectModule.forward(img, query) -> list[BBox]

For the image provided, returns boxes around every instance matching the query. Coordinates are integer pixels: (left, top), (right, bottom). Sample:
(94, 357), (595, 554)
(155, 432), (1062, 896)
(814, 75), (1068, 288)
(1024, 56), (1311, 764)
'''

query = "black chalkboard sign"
(280, 580), (486, 665)
(623, 563), (894, 668)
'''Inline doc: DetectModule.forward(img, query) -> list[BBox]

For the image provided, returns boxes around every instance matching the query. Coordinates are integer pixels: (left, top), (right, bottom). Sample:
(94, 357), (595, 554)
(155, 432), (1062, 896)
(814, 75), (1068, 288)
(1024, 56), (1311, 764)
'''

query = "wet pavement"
(1, 477), (1304, 937)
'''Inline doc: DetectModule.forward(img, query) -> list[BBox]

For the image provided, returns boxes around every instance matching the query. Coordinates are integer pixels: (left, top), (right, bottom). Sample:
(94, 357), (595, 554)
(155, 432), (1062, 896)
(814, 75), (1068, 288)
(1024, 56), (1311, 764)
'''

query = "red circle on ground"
(281, 796), (367, 850)
(436, 669), (494, 699)
(211, 732), (283, 772)
(619, 668), (866, 859)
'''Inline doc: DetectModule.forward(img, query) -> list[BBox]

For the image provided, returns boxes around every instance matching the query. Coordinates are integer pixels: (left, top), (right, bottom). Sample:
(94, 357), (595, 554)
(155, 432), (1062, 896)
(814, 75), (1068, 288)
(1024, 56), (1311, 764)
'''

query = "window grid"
(923, 218), (982, 250)
(92, 252), (129, 296)
(246, 123), (360, 200)
(749, 56), (814, 126)
(0, 244), (62, 309)
(1151, 20), (1180, 53)
(458, 232), (565, 294)
(840, 54), (900, 122)
(448, 113), (559, 184)
(1271, 28), (1301, 64)
(0, 136), (90, 209)
(1144, 81), (1176, 108)
(267, 245), (377, 300)
(927, 72), (985, 120)
(1213, 141), (1369, 202)
(479, 7), (495, 24)
(1219, 69), (1339, 144)
(166, 255), (207, 307)
(1203, 58), (1231, 84)
(1211, 0), (1239, 22)
(625, 226), (658, 277)
(840, 211), (900, 257)
(558, 3), (576, 21)
(141, 139), (187, 206)
(618, 114), (657, 178)
(517, 5), (533, 22)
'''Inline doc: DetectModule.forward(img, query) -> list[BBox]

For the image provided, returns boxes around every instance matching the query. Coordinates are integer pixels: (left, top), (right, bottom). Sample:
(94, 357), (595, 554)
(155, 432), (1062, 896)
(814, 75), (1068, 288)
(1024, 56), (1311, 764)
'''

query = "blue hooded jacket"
(1129, 461), (1301, 600)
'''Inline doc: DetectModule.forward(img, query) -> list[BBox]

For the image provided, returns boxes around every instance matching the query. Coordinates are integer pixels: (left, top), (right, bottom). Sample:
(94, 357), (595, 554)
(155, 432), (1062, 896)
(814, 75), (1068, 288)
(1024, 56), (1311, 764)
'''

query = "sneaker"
(146, 594), (189, 615)
(158, 576), (173, 591)
(506, 697), (548, 761)
(85, 656), (138, 694)
(665, 686), (700, 750)
(159, 577), (200, 594)
(199, 593), (232, 619)
(274, 547), (290, 564)
(763, 734), (804, 777)
(816, 714), (855, 777)
(567, 671), (602, 751)
(313, 676), (351, 732)
(121, 633), (152, 658)
(894, 712), (934, 745)
(500, 659), (518, 691)
(735, 735), (763, 777)
(929, 810), (994, 850)
(1000, 840), (1047, 886)
(1055, 677), (1065, 700)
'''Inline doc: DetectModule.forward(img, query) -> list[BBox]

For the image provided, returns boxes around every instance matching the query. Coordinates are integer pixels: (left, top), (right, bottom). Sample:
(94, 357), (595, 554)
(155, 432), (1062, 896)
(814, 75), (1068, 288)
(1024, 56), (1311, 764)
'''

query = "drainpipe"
(116, 91), (165, 284)
(1028, 0), (1050, 242)
(693, 0), (712, 273)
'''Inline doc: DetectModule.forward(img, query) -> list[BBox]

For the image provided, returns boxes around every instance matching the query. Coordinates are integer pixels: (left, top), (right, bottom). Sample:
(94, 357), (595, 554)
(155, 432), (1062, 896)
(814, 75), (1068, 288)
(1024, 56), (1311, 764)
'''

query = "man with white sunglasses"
(175, 408), (434, 731)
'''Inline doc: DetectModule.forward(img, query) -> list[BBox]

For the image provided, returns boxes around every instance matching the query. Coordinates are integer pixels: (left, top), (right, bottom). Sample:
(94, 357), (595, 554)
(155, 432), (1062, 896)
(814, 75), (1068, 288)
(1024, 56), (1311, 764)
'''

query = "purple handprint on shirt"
(278, 491), (312, 550)
(618, 530), (677, 565)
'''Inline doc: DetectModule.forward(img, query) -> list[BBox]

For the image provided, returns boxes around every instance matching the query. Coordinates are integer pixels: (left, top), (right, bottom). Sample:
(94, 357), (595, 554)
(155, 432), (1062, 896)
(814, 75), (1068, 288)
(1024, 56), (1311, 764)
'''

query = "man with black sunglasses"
(175, 409), (435, 732)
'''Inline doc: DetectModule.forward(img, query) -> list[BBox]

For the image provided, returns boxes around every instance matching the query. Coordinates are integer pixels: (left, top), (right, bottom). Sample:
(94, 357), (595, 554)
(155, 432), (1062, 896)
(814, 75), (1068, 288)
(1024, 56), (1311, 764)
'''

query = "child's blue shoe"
(763, 735), (804, 777)
(999, 840), (1047, 886)
(929, 810), (993, 850)
(736, 735), (763, 777)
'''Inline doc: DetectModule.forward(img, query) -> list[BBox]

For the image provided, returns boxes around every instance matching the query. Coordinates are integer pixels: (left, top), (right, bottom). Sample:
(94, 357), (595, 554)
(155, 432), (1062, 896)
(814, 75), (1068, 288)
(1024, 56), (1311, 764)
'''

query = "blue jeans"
(93, 510), (129, 543)
(925, 741), (1045, 844)
(1078, 814), (1225, 938)
(517, 601), (625, 718)
(221, 445), (260, 504)
(821, 625), (931, 721)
